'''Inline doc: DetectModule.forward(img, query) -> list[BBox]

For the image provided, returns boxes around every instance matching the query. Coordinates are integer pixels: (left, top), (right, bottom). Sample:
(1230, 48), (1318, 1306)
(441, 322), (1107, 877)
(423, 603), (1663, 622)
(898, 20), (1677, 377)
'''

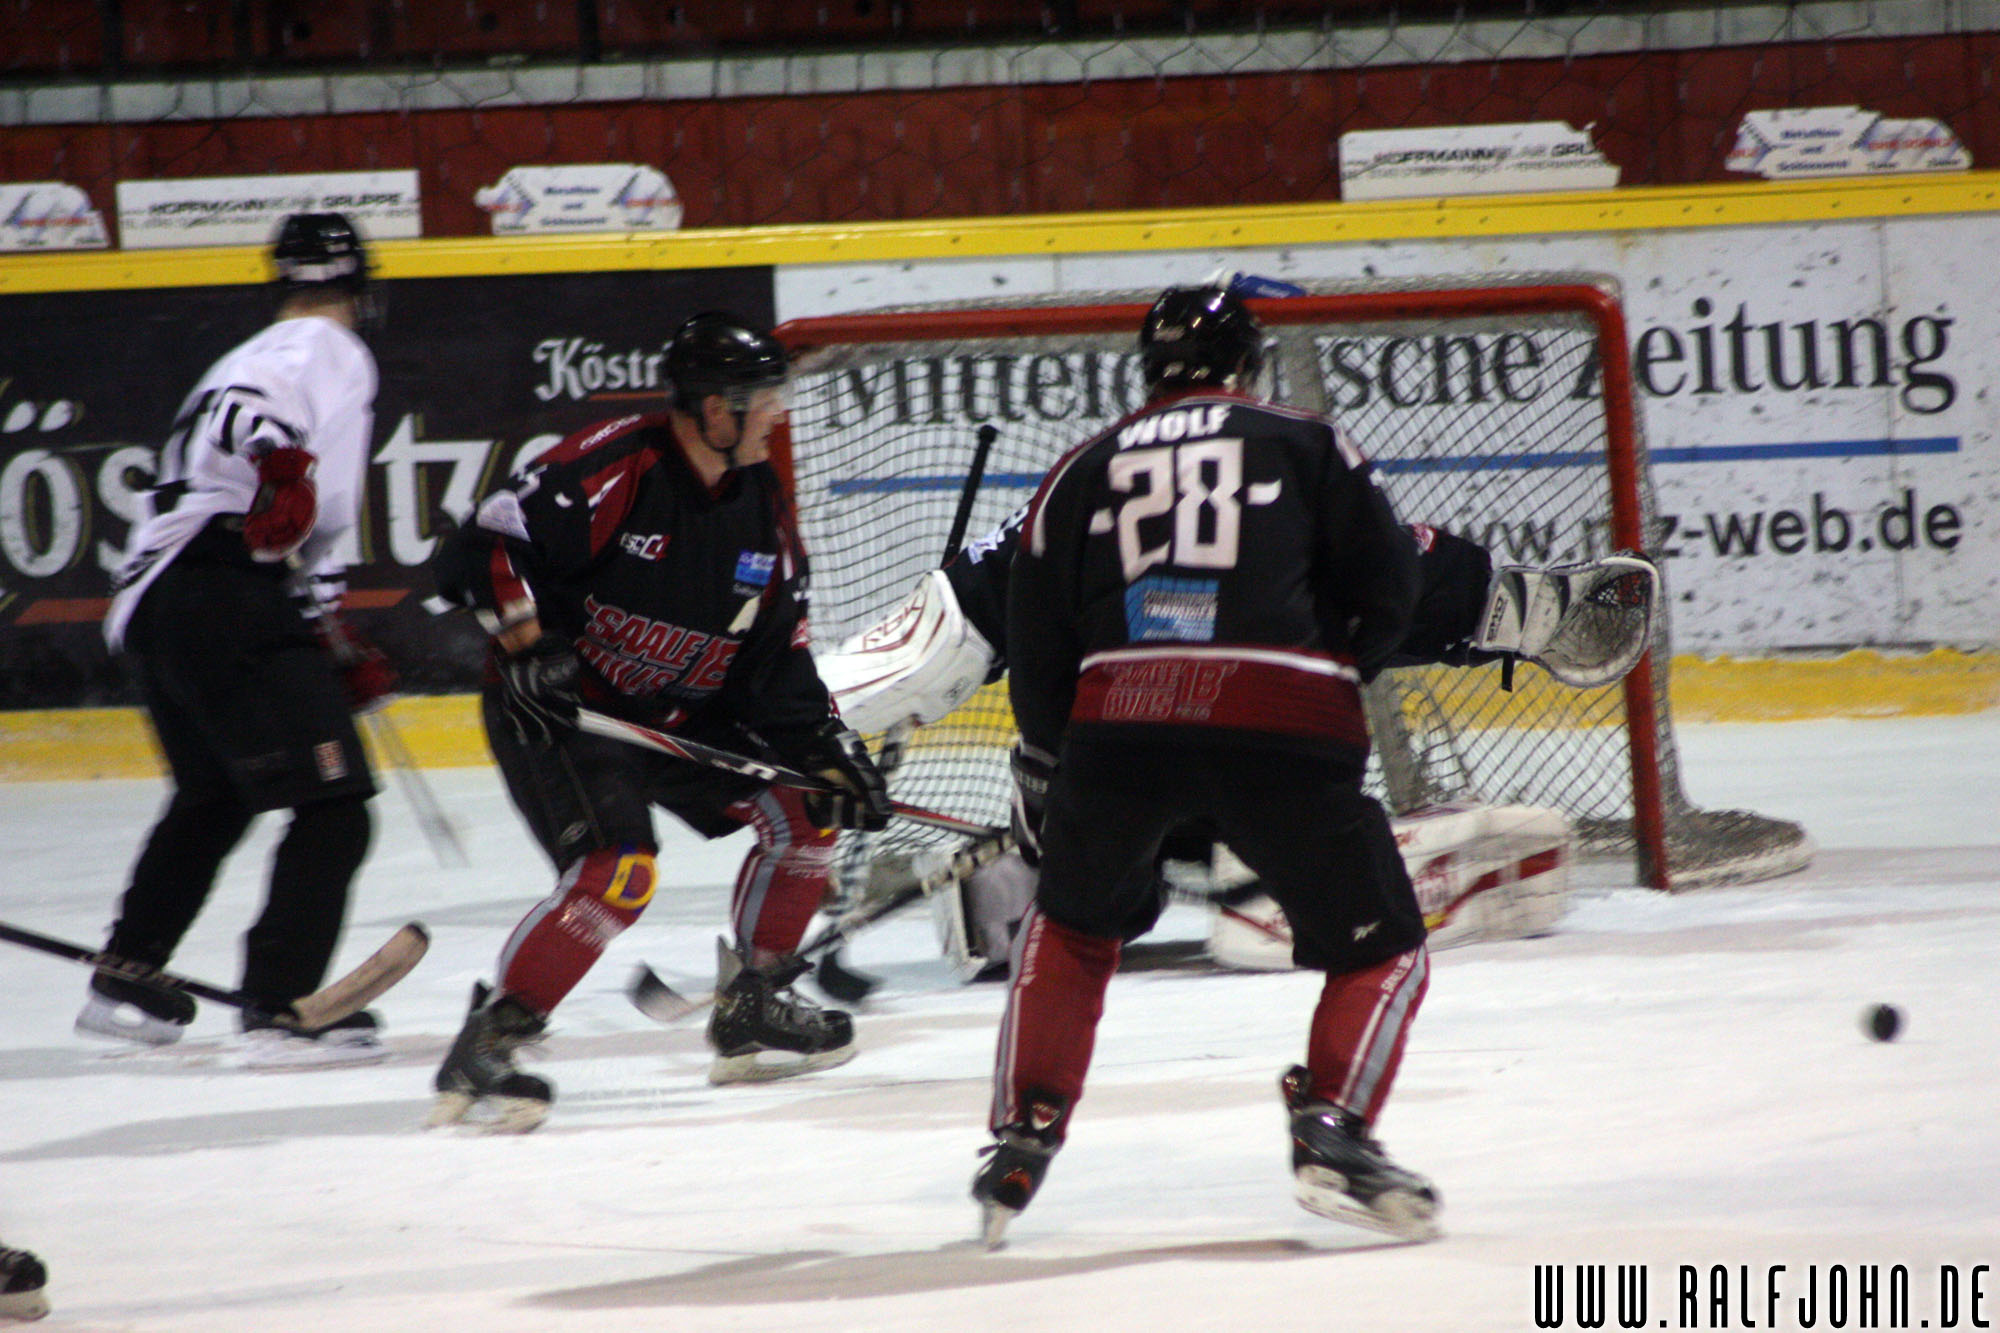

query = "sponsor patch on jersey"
(1125, 575), (1220, 642)
(314, 741), (348, 782)
(733, 551), (776, 589)
(619, 531), (670, 560)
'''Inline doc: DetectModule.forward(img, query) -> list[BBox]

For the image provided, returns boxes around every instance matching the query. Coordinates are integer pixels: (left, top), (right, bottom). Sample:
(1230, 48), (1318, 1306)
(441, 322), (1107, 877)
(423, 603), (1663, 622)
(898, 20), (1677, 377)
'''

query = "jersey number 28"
(1106, 439), (1243, 582)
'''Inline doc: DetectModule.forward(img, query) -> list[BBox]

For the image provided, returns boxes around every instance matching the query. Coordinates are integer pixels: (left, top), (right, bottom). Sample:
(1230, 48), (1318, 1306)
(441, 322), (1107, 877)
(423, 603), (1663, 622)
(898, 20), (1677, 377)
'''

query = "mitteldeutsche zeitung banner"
(776, 210), (1998, 659)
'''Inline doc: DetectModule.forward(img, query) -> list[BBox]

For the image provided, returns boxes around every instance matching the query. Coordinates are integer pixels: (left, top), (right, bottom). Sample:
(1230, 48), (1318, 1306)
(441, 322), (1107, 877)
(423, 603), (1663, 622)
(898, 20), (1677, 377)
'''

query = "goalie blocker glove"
(497, 635), (582, 745)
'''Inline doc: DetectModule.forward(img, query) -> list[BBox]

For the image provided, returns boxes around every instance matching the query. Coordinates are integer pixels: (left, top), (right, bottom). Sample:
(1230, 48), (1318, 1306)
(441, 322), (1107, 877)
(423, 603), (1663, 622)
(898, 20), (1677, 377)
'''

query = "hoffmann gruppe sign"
(115, 171), (421, 249)
(1339, 122), (1620, 201)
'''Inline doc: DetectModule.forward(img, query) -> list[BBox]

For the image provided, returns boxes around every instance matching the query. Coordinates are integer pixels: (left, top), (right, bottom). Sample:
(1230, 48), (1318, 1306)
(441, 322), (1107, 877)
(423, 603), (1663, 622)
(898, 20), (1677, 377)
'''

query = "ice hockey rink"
(2, 712), (1995, 1333)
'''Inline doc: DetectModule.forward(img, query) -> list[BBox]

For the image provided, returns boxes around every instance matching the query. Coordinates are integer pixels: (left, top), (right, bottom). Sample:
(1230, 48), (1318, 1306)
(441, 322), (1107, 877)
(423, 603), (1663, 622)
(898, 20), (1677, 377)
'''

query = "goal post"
(771, 277), (1811, 891)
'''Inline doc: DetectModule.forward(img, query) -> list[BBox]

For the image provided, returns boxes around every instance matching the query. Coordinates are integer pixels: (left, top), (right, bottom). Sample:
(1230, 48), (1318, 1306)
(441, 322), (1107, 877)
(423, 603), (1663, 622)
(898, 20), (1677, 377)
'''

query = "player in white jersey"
(77, 213), (395, 1069)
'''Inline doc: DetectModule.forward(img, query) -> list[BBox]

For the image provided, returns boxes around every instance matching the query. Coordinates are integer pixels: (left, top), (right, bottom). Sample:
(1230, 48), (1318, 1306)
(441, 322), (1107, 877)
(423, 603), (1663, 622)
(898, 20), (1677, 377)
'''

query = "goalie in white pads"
(818, 500), (1657, 979)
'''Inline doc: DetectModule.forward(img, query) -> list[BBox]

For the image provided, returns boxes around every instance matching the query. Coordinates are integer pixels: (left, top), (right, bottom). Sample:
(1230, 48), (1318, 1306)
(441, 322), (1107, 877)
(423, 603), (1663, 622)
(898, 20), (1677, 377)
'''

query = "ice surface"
(1, 715), (1995, 1331)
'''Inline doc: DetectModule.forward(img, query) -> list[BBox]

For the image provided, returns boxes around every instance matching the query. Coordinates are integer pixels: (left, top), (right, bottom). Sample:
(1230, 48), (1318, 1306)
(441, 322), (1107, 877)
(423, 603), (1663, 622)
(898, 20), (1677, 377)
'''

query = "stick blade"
(289, 923), (430, 1030)
(627, 964), (705, 1024)
(813, 949), (880, 1004)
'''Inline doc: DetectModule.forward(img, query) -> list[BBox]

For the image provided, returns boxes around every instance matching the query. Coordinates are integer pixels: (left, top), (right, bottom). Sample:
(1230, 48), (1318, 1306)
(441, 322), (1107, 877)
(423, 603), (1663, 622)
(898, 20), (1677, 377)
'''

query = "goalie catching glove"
(497, 634), (582, 744)
(770, 719), (892, 832)
(1473, 553), (1660, 689)
(243, 445), (318, 561)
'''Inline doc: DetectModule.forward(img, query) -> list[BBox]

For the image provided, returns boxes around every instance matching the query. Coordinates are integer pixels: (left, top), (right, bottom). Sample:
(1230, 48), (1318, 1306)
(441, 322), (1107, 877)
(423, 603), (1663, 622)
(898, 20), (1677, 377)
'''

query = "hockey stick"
(0, 919), (430, 1030)
(628, 829), (1016, 1024)
(363, 711), (468, 867)
(817, 718), (915, 1004)
(942, 422), (1001, 562)
(573, 709), (994, 838)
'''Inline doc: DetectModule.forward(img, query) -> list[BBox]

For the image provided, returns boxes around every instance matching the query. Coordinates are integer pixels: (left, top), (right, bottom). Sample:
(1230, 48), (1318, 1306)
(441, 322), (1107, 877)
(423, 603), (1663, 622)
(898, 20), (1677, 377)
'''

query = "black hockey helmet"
(1139, 285), (1264, 390)
(271, 212), (370, 294)
(665, 312), (789, 410)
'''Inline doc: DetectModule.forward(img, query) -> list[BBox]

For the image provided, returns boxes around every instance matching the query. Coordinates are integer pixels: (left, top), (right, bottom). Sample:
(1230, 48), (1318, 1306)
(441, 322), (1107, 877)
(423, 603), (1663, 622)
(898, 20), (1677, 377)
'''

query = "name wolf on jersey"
(579, 595), (740, 696)
(1116, 402), (1231, 447)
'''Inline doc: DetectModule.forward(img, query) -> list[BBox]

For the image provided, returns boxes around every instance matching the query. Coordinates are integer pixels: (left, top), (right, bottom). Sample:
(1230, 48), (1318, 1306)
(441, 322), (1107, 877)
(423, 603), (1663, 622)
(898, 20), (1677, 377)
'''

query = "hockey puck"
(1864, 1003), (1902, 1042)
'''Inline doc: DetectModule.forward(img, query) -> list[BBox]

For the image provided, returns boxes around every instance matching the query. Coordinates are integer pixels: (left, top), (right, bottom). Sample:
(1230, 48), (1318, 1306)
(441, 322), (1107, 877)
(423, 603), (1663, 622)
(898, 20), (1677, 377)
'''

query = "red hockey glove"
(317, 614), (398, 714)
(243, 446), (318, 561)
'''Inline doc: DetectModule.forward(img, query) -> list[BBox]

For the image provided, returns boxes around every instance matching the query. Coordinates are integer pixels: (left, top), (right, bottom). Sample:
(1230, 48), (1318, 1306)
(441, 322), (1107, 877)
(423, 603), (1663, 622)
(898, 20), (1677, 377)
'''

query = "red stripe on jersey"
(488, 542), (531, 620)
(1069, 647), (1367, 747)
(583, 457), (637, 556)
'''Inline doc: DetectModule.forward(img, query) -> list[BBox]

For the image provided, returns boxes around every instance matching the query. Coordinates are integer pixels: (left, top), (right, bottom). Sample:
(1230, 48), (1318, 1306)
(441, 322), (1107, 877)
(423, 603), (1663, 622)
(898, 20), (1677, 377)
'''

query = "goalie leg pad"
(1207, 804), (1575, 968)
(934, 848), (1037, 981)
(1405, 805), (1574, 950)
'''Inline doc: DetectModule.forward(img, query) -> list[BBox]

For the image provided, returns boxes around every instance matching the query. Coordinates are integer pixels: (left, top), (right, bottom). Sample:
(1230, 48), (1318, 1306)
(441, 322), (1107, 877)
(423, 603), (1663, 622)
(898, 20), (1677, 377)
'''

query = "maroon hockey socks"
(1303, 945), (1430, 1124)
(990, 908), (1120, 1132)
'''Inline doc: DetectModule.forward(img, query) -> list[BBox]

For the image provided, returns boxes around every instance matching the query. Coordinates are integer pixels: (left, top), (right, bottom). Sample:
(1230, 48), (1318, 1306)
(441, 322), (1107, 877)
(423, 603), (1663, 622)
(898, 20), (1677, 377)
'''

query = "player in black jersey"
(823, 458), (1653, 981)
(972, 285), (1442, 1245)
(427, 312), (892, 1132)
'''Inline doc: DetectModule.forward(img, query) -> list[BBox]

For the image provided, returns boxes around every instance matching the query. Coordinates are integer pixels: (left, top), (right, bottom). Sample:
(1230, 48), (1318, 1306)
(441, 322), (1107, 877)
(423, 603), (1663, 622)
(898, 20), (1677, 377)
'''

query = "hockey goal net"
(773, 277), (1811, 890)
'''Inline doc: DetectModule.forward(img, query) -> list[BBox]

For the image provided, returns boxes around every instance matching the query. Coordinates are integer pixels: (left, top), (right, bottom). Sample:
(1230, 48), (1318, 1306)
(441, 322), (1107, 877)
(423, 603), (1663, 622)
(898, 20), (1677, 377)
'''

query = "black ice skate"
(428, 984), (553, 1134)
(74, 966), (196, 1048)
(1281, 1065), (1440, 1242)
(971, 1089), (1069, 1248)
(705, 939), (856, 1085)
(0, 1243), (49, 1322)
(238, 1006), (387, 1070)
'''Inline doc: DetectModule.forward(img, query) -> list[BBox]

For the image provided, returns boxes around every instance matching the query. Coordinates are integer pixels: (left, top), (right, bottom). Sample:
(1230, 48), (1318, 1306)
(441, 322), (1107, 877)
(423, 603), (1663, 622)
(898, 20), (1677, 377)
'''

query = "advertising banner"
(1339, 122), (1619, 201)
(1725, 107), (1971, 179)
(776, 212), (2000, 655)
(0, 183), (110, 253)
(474, 164), (684, 234)
(0, 267), (774, 706)
(115, 171), (422, 249)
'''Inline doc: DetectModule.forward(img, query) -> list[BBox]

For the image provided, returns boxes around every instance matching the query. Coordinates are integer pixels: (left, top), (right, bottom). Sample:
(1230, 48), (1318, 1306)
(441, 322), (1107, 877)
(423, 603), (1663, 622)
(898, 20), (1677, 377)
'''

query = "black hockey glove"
(776, 719), (892, 832)
(1009, 740), (1056, 868)
(497, 635), (581, 745)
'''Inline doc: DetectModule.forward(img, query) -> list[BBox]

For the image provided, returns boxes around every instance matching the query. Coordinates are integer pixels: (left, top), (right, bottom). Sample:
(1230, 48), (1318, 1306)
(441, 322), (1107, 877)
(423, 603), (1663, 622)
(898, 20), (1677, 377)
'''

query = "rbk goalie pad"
(1473, 554), (1659, 689)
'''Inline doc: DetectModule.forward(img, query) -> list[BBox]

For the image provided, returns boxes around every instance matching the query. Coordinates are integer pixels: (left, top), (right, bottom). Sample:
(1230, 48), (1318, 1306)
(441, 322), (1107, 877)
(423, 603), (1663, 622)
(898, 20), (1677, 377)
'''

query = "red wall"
(5, 31), (1993, 237)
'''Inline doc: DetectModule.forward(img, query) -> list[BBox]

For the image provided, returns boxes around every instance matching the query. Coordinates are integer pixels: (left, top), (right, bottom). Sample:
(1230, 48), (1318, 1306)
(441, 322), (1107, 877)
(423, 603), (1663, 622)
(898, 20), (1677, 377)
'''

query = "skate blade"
(1294, 1167), (1441, 1243)
(0, 1288), (50, 1321)
(239, 1037), (390, 1071)
(75, 1000), (187, 1048)
(425, 1091), (549, 1134)
(978, 1202), (1018, 1250)
(707, 1042), (856, 1086)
